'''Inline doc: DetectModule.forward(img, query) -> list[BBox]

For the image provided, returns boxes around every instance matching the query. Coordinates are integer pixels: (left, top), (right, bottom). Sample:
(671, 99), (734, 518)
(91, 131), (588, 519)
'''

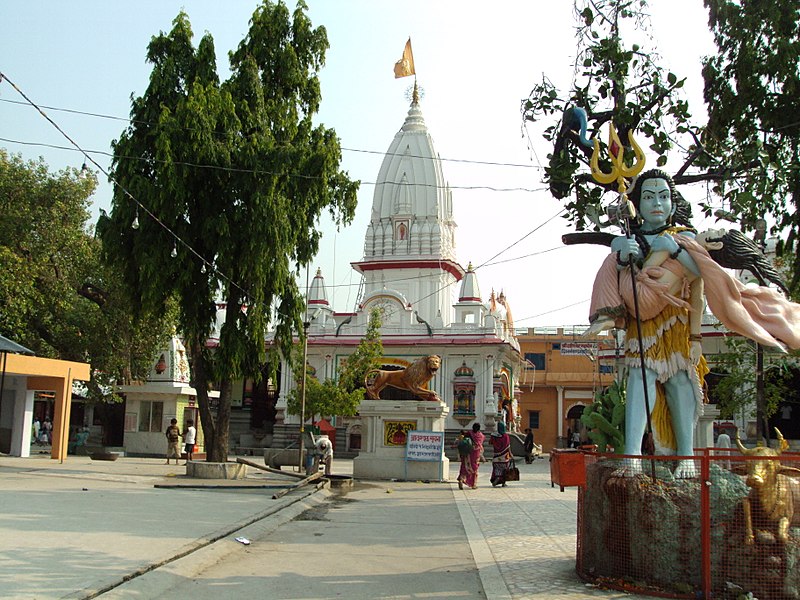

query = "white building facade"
(273, 88), (522, 451)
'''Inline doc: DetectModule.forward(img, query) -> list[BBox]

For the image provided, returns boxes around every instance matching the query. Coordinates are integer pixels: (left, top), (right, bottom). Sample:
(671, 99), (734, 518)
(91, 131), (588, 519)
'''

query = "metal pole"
(298, 265), (310, 473)
(756, 343), (765, 442)
(626, 250), (657, 478)
(617, 206), (657, 478)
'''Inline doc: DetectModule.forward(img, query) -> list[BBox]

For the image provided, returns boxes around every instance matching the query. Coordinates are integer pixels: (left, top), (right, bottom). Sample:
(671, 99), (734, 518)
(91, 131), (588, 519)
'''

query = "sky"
(0, 1), (717, 328)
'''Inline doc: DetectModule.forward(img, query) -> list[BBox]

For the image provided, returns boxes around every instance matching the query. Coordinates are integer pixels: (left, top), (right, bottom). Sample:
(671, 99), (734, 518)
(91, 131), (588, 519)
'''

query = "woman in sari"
(455, 430), (472, 490)
(463, 423), (484, 489)
(490, 422), (512, 487)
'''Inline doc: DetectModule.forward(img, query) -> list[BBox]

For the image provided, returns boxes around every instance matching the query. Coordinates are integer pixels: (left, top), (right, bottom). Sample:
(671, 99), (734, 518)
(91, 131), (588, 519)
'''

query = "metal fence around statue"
(576, 449), (800, 599)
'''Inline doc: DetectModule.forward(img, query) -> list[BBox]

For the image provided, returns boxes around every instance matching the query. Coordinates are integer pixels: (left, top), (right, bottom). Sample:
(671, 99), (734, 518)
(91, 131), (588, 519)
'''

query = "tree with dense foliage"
(0, 150), (173, 402)
(521, 0), (790, 242)
(701, 0), (800, 296)
(286, 308), (383, 419)
(98, 1), (358, 461)
(336, 308), (385, 394)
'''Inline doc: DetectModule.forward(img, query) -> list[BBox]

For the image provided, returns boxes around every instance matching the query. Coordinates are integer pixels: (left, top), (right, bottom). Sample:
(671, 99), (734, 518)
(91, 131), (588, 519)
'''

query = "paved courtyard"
(0, 453), (650, 599)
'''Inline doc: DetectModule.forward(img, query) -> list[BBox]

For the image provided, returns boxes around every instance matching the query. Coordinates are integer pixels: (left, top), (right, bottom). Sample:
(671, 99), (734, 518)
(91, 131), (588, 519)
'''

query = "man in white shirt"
(183, 419), (197, 464)
(315, 436), (333, 476)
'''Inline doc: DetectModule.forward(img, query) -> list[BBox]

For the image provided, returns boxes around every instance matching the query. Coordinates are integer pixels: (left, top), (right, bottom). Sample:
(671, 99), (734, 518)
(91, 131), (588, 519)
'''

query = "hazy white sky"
(0, 1), (717, 327)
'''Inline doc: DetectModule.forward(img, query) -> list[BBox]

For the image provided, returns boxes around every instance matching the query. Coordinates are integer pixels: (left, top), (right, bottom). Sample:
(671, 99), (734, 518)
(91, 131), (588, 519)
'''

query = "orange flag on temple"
(394, 38), (415, 78)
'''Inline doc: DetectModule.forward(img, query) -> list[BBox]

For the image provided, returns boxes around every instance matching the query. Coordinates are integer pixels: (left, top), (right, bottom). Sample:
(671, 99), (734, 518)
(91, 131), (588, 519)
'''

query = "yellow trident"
(590, 123), (646, 217)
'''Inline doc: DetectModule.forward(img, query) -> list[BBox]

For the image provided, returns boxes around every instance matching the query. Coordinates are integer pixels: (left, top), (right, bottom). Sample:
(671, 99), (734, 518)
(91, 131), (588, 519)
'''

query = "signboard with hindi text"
(560, 342), (597, 356)
(405, 430), (444, 462)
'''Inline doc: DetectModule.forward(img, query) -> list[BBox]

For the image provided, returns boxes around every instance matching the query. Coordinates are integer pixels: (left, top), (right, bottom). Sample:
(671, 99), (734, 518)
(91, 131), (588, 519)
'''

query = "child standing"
(165, 418), (181, 465)
(183, 419), (197, 464)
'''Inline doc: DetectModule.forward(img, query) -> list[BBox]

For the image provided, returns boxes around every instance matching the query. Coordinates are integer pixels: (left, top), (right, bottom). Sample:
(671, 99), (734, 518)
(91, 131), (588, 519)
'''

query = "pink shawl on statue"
(679, 237), (800, 350)
(589, 237), (800, 351)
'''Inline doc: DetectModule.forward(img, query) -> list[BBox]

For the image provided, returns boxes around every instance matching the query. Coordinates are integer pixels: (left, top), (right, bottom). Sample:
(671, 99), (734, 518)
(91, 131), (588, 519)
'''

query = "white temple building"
(273, 87), (522, 453)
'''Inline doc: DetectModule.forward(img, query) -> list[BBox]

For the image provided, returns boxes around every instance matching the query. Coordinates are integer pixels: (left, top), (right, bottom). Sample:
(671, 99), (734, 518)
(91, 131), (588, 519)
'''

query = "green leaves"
(100, 1), (358, 459)
(0, 151), (174, 400)
(521, 0), (697, 229)
(581, 380), (626, 452)
(702, 0), (800, 295)
(287, 308), (384, 420)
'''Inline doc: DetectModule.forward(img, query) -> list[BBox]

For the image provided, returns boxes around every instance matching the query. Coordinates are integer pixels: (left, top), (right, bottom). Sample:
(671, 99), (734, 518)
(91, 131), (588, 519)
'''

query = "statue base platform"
(353, 399), (449, 481)
(577, 459), (800, 599)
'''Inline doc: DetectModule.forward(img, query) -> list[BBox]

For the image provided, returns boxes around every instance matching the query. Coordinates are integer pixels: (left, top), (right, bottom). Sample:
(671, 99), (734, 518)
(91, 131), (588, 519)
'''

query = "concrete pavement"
(0, 453), (650, 599)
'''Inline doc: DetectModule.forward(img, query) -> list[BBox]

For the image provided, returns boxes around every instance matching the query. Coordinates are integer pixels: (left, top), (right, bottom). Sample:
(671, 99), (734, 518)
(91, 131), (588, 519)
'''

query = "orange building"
(515, 327), (617, 452)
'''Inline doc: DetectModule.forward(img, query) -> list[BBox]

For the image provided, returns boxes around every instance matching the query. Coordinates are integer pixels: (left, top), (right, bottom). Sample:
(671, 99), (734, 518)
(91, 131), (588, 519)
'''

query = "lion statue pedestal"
(353, 399), (450, 481)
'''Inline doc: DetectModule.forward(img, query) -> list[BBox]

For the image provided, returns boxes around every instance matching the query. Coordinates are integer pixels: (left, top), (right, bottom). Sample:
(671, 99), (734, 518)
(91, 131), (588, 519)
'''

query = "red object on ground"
(549, 448), (586, 492)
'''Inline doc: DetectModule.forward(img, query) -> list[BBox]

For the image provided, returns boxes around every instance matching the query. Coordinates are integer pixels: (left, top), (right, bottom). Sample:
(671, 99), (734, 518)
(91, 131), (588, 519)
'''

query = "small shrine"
(119, 336), (218, 456)
(452, 362), (476, 427)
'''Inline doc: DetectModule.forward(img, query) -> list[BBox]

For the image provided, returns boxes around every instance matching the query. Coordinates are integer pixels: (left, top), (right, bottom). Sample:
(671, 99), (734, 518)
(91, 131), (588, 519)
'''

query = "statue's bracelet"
(689, 334), (702, 342)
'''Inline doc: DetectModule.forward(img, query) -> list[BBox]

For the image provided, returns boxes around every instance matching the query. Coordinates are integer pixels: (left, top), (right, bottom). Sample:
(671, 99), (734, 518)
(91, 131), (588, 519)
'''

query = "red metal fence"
(576, 450), (800, 599)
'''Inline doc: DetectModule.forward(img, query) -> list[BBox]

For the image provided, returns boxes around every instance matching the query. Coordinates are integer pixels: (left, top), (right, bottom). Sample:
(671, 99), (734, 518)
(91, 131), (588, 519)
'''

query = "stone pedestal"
(186, 461), (247, 479)
(353, 399), (449, 481)
(696, 404), (720, 448)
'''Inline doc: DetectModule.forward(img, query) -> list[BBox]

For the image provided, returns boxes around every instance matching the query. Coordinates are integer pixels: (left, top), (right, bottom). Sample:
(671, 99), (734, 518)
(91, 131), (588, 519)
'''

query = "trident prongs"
(590, 123), (646, 195)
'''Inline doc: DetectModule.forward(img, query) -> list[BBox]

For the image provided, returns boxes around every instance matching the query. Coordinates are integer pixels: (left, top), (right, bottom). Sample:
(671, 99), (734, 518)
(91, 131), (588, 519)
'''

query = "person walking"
(182, 419), (197, 464)
(490, 422), (513, 487)
(463, 423), (484, 489)
(164, 419), (181, 465)
(523, 428), (535, 463)
(455, 429), (474, 490)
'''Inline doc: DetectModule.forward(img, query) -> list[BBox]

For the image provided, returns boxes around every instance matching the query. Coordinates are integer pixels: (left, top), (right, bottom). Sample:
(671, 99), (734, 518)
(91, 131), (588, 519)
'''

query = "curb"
(67, 482), (331, 599)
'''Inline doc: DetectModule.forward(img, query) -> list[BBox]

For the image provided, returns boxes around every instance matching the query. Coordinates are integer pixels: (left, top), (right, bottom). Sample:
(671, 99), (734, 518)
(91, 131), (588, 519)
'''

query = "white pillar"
(10, 386), (34, 457)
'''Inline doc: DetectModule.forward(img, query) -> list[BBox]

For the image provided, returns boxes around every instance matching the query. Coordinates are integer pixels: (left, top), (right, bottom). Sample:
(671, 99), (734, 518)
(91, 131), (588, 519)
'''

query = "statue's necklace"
(637, 224), (672, 235)
(633, 224), (672, 261)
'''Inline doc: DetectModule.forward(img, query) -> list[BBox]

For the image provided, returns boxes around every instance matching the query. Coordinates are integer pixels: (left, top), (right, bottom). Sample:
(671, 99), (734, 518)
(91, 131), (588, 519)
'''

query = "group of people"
(456, 422), (528, 489)
(31, 417), (52, 446)
(164, 418), (196, 465)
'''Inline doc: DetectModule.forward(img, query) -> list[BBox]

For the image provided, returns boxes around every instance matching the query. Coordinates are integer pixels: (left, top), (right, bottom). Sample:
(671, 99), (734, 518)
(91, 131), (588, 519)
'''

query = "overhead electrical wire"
(1, 72), (577, 330)
(0, 136), (549, 194)
(0, 97), (543, 170)
(0, 71), (254, 306)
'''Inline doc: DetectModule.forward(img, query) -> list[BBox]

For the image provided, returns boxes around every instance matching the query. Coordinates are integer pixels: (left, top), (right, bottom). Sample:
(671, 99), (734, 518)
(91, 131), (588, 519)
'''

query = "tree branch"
(77, 282), (109, 307)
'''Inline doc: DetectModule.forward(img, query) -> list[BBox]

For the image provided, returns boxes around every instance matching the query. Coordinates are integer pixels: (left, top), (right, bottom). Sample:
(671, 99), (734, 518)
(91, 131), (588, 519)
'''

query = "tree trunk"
(188, 340), (217, 462)
(210, 379), (232, 462)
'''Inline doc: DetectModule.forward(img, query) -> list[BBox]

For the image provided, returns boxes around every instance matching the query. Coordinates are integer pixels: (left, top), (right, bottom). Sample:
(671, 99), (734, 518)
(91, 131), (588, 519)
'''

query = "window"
(528, 411), (540, 430)
(138, 401), (164, 432)
(524, 353), (546, 370)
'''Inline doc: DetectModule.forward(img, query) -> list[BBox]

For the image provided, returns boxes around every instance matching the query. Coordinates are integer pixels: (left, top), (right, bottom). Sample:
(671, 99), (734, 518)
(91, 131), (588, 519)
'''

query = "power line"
(514, 298), (590, 325)
(0, 71), (252, 306)
(0, 74), (609, 335)
(0, 97), (544, 170)
(0, 136), (550, 194)
(1, 73), (569, 333)
(475, 207), (566, 270)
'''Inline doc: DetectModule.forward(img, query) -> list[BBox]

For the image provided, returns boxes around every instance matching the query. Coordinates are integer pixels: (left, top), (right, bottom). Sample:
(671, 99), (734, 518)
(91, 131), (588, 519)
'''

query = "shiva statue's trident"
(590, 122), (646, 221)
(590, 124), (657, 467)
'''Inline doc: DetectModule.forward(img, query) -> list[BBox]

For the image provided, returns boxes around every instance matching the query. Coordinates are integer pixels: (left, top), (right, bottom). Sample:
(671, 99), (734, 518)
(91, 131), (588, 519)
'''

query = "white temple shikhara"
(275, 87), (522, 450)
